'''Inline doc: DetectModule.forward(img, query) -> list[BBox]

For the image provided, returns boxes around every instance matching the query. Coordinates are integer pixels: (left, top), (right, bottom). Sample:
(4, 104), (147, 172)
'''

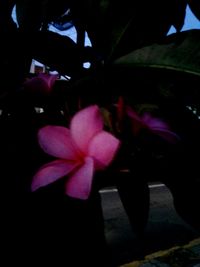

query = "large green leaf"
(114, 30), (200, 77)
(103, 30), (200, 103)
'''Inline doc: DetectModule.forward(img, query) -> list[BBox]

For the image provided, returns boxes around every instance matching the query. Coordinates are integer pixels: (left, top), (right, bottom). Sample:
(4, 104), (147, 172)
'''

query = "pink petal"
(65, 157), (94, 200)
(141, 113), (180, 143)
(38, 73), (58, 90)
(70, 105), (103, 153)
(24, 73), (57, 94)
(127, 108), (179, 143)
(126, 106), (145, 135)
(117, 96), (125, 121)
(38, 126), (79, 160)
(24, 76), (47, 93)
(31, 159), (78, 191)
(126, 106), (140, 121)
(88, 131), (120, 170)
(151, 128), (180, 144)
(142, 113), (170, 130)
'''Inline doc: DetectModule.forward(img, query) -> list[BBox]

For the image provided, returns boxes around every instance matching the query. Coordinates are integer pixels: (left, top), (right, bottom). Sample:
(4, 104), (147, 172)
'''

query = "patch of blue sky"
(168, 5), (200, 35)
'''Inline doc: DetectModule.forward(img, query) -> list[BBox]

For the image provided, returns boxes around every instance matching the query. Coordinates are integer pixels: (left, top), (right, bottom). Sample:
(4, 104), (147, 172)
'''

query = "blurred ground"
(100, 184), (200, 266)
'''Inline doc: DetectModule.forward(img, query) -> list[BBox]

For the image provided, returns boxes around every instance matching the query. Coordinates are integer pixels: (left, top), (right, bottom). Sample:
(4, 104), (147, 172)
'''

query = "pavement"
(102, 185), (199, 266)
(120, 238), (200, 267)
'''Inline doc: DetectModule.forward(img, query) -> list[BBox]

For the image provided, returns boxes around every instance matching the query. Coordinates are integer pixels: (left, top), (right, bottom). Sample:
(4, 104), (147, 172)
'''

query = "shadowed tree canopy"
(1, 0), (200, 83)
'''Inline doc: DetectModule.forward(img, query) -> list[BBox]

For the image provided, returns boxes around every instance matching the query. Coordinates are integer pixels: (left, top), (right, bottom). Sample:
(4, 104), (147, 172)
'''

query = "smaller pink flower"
(126, 106), (179, 143)
(24, 73), (58, 95)
(31, 105), (120, 199)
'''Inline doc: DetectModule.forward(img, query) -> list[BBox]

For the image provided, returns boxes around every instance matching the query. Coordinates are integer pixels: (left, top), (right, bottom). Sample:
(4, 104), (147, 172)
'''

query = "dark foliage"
(0, 1), (200, 266)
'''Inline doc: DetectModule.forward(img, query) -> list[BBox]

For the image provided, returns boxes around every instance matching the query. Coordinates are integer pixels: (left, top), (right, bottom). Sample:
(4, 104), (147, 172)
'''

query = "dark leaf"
(44, 0), (70, 22)
(70, 0), (105, 52)
(172, 0), (187, 32)
(16, 0), (44, 31)
(70, 1), (187, 60)
(188, 0), (200, 21)
(16, 0), (71, 31)
(0, 0), (17, 32)
(29, 31), (87, 76)
(107, 0), (177, 60)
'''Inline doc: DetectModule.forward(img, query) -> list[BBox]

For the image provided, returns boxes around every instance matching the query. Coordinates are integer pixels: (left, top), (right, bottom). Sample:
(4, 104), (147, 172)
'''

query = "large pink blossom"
(126, 106), (179, 143)
(31, 105), (120, 199)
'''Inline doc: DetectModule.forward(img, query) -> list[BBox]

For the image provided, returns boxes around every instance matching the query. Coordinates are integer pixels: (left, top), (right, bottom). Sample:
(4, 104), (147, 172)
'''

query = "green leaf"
(104, 30), (200, 103)
(114, 30), (200, 77)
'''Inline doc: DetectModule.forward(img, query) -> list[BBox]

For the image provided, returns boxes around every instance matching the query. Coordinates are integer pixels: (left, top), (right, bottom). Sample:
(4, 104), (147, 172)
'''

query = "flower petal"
(151, 128), (180, 143)
(65, 157), (94, 200)
(141, 113), (180, 143)
(126, 106), (141, 122)
(126, 106), (145, 135)
(31, 159), (78, 191)
(38, 73), (58, 90)
(24, 73), (57, 94)
(142, 113), (170, 130)
(38, 126), (78, 160)
(88, 131), (120, 169)
(70, 105), (103, 153)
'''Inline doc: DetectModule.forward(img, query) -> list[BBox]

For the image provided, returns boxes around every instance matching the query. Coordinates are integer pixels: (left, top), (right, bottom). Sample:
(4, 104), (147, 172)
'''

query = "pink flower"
(31, 105), (120, 199)
(24, 73), (58, 95)
(126, 106), (179, 143)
